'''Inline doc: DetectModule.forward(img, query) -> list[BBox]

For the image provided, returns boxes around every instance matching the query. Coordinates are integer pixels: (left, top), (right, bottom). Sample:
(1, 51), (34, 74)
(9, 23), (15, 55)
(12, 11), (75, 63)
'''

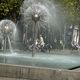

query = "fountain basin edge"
(0, 63), (80, 80)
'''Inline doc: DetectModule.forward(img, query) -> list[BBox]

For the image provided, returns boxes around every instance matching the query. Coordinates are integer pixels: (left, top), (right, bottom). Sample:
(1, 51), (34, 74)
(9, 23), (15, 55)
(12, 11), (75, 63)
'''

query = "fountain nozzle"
(32, 13), (40, 23)
(34, 14), (38, 18)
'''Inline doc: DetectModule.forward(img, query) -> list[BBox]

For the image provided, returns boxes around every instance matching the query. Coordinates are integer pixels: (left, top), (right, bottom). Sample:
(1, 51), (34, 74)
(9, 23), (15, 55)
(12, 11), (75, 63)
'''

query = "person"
(39, 35), (45, 52)
(46, 44), (52, 53)
(40, 35), (45, 47)
(71, 25), (79, 49)
(35, 39), (40, 51)
(60, 40), (64, 50)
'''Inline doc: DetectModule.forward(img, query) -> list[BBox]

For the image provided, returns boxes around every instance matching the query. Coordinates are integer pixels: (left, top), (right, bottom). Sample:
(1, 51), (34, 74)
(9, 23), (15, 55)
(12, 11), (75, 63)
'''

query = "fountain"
(20, 0), (58, 55)
(0, 1), (80, 80)
(0, 0), (79, 74)
(0, 19), (17, 52)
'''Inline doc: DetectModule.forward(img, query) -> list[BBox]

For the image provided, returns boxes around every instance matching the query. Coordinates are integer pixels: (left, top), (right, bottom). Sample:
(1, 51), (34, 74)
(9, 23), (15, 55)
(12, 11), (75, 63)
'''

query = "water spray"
(0, 20), (17, 52)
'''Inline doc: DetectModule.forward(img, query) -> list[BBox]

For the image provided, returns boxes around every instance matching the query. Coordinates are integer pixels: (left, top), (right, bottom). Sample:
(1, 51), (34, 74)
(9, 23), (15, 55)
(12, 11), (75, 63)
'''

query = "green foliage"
(0, 0), (80, 24)
(59, 0), (80, 24)
(0, 0), (23, 20)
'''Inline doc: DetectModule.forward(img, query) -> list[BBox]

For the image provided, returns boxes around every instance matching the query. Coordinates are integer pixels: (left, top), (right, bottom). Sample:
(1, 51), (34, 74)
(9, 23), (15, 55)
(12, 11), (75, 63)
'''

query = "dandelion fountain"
(0, 0), (79, 72)
(0, 0), (80, 80)
(0, 19), (17, 52)
(20, 0), (58, 56)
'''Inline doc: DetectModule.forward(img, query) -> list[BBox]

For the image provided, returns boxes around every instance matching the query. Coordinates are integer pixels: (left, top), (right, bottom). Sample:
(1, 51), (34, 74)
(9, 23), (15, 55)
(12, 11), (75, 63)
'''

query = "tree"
(54, 0), (80, 25)
(0, 0), (23, 21)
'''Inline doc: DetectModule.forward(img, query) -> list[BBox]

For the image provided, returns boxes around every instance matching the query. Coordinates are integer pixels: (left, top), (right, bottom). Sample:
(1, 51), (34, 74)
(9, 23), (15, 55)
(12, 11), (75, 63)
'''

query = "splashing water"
(20, 0), (57, 43)
(7, 35), (13, 52)
(0, 19), (17, 52)
(21, 3), (49, 40)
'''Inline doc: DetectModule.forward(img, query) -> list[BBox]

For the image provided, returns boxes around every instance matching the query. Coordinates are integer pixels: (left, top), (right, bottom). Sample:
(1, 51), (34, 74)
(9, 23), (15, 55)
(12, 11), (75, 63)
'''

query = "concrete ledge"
(0, 63), (80, 80)
(0, 77), (28, 80)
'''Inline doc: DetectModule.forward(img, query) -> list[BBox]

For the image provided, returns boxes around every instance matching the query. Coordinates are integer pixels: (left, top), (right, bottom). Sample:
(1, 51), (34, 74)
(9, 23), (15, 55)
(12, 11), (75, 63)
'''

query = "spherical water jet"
(0, 19), (17, 52)
(21, 3), (49, 28)
(21, 1), (52, 54)
(21, 0), (62, 52)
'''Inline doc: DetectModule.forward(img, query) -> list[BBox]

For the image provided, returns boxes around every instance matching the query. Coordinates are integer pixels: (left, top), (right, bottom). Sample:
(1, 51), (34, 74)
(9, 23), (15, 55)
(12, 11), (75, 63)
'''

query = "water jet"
(0, 19), (17, 52)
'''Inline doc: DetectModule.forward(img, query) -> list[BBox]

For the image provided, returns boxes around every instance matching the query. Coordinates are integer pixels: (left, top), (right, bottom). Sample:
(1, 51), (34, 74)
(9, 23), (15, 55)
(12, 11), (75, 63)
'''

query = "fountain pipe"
(32, 22), (38, 57)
